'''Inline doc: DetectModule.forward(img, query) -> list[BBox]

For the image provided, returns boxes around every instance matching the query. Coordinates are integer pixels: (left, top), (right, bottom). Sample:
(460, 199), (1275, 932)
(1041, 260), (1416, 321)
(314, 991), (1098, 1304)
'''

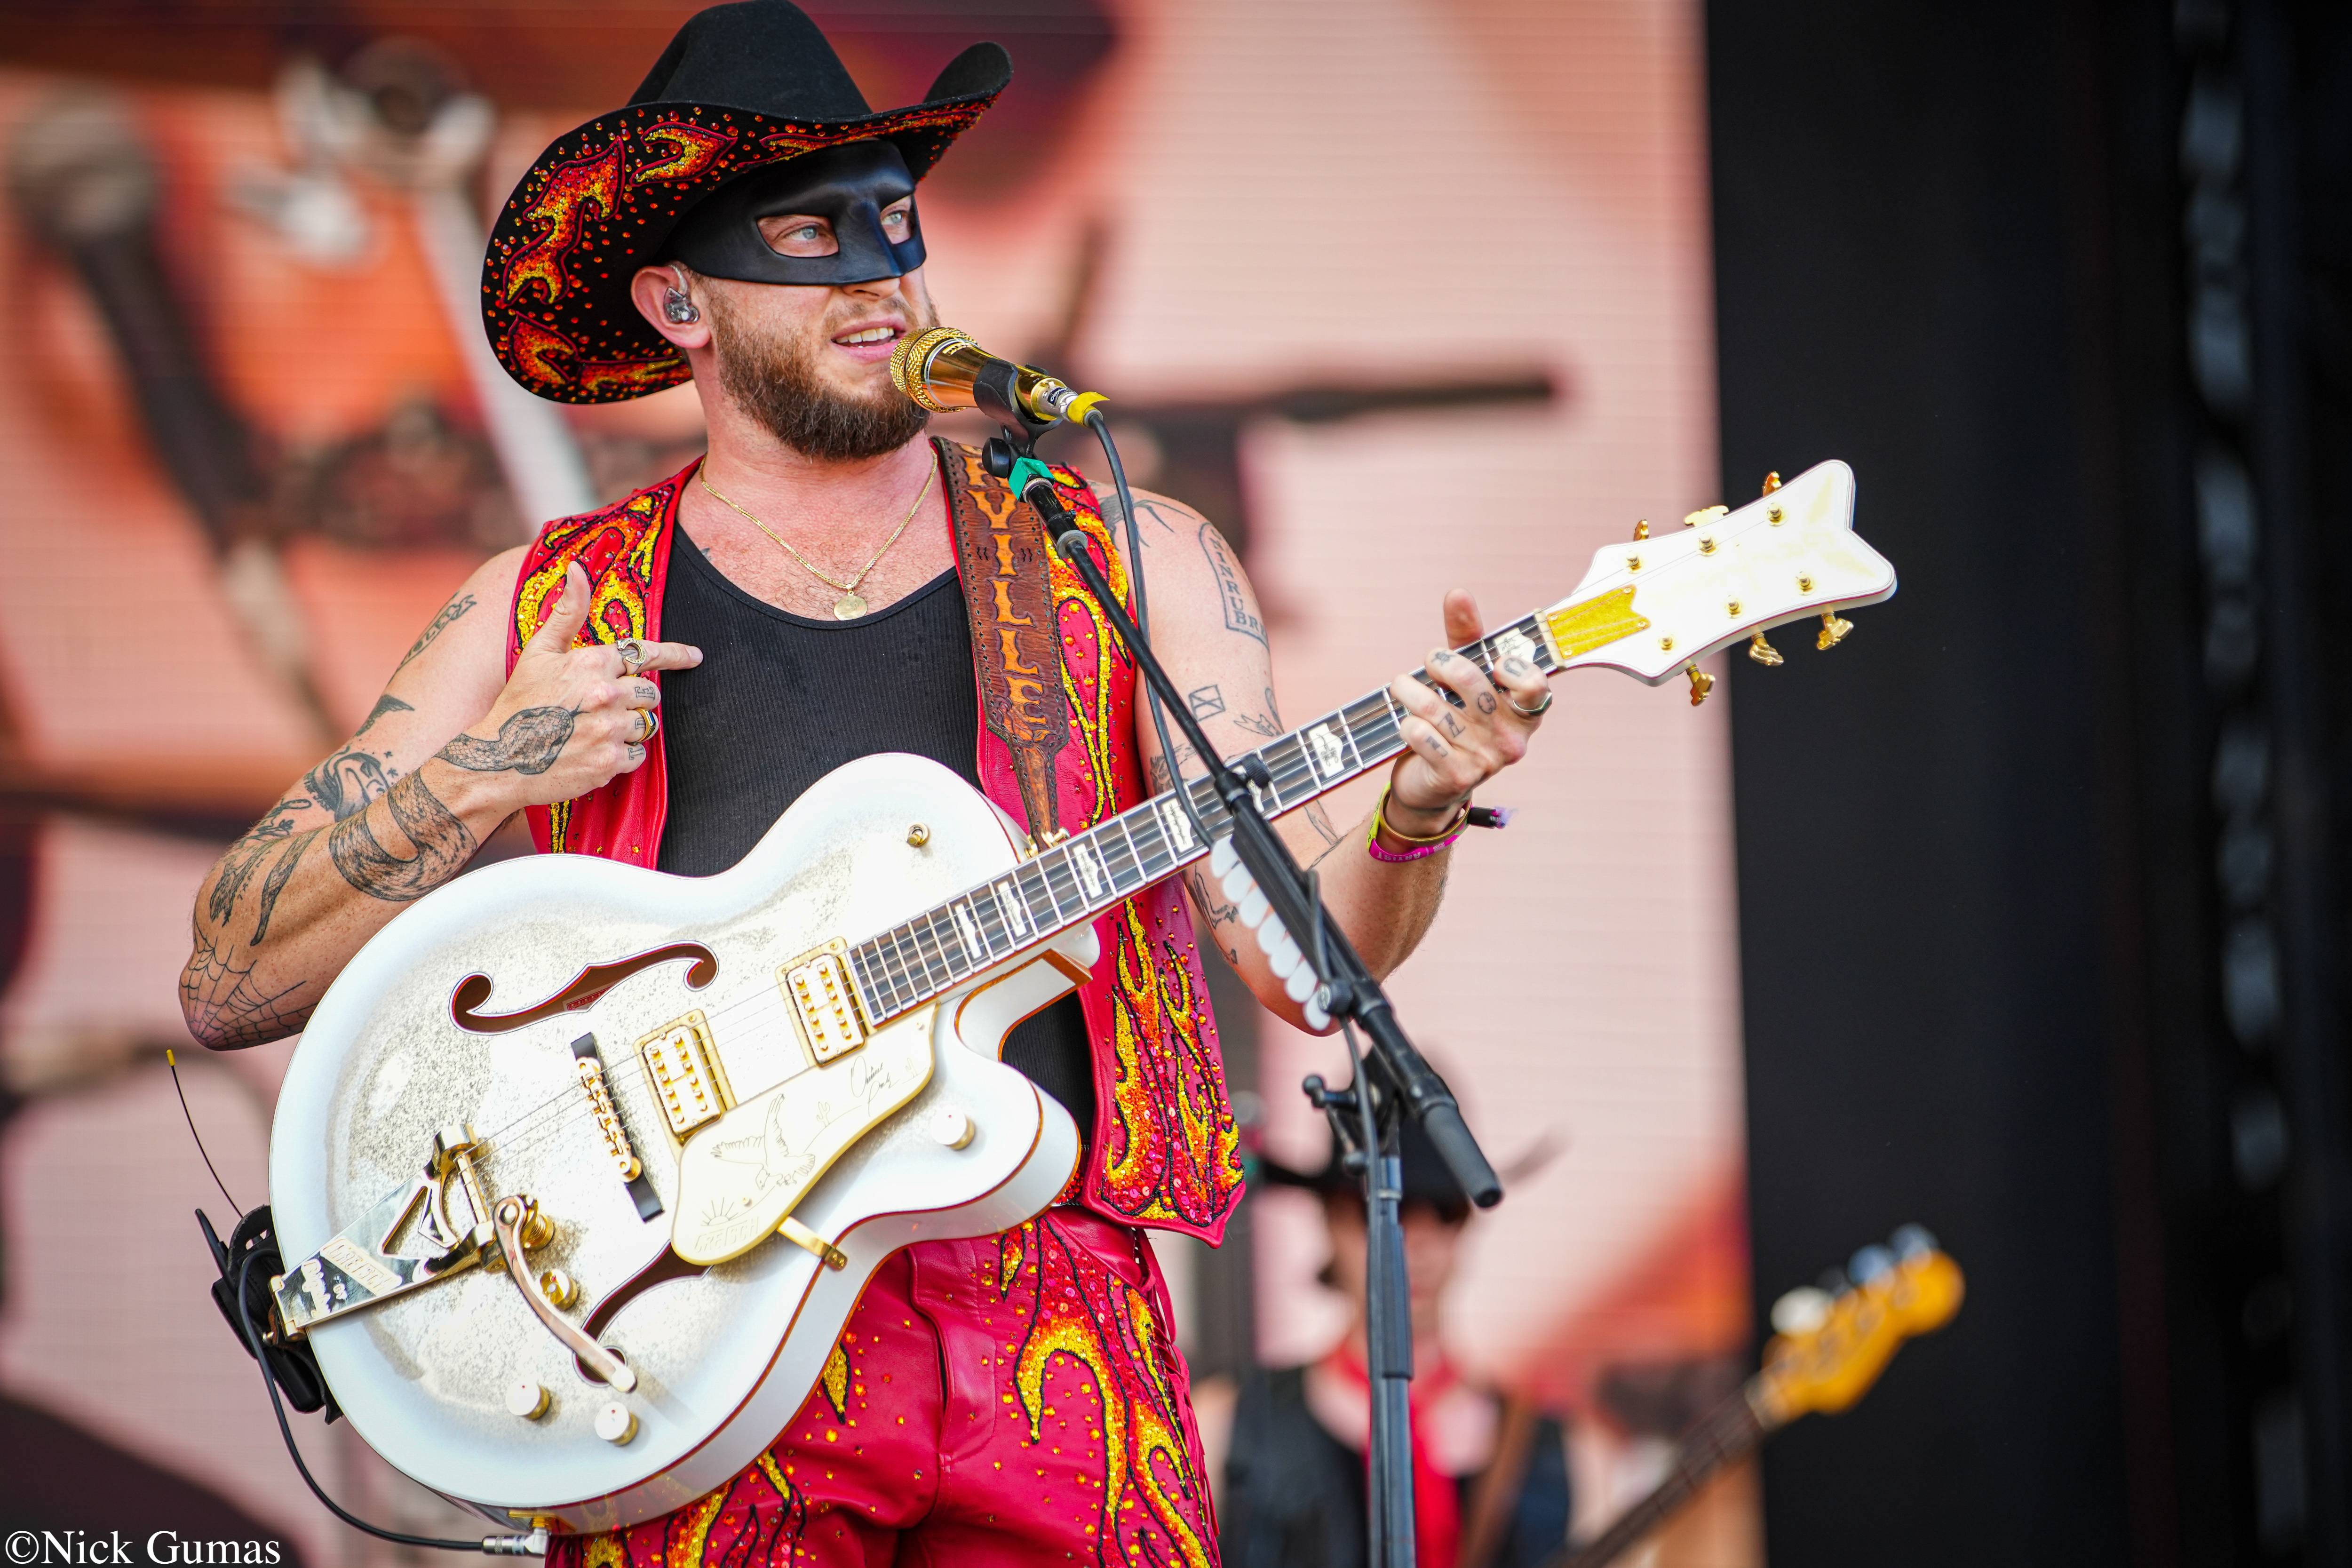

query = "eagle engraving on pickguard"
(670, 1013), (936, 1265)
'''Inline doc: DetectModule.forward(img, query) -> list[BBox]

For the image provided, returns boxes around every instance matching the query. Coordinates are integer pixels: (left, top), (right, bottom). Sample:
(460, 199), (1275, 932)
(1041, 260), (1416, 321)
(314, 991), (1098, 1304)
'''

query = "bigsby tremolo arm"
(273, 1124), (638, 1391)
(272, 1124), (497, 1337)
(490, 1194), (635, 1392)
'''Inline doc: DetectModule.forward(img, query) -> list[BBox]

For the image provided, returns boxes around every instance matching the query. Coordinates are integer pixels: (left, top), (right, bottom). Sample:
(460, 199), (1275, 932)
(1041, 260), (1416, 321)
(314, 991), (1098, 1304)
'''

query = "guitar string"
(429, 519), (1802, 1187)
(458, 623), (1518, 1169)
(1565, 1394), (1764, 1567)
(465, 687), (1378, 1166)
(441, 579), (1666, 1170)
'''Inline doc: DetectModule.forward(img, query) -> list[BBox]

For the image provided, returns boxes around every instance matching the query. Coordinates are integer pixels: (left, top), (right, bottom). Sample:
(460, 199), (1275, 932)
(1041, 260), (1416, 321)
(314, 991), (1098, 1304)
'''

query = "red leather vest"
(504, 445), (1245, 1242)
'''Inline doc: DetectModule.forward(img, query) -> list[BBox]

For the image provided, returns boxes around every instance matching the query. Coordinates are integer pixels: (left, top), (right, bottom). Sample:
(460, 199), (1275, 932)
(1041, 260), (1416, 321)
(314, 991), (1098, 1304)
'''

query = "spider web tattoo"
(180, 927), (313, 1049)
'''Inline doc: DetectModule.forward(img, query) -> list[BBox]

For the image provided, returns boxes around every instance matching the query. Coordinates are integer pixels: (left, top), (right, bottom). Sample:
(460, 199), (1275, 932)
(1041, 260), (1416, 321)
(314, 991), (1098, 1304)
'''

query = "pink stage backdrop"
(0, 2), (1754, 1562)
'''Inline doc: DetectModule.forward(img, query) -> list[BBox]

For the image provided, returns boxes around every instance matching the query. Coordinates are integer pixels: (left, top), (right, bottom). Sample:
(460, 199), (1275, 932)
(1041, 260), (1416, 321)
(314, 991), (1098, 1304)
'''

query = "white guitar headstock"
(1538, 461), (1892, 688)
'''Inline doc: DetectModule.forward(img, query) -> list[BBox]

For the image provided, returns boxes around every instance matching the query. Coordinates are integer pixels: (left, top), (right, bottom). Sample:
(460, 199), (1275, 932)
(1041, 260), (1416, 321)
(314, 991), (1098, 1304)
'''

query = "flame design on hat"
(480, 0), (1009, 405)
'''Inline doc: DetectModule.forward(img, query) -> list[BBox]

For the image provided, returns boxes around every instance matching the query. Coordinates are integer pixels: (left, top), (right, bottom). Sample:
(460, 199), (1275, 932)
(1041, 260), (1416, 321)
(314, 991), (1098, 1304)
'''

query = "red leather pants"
(553, 1208), (1219, 1568)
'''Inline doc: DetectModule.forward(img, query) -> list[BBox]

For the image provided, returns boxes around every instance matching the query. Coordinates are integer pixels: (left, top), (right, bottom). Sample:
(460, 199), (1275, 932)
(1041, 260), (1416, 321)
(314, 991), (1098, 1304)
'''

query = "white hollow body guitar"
(267, 461), (1892, 1532)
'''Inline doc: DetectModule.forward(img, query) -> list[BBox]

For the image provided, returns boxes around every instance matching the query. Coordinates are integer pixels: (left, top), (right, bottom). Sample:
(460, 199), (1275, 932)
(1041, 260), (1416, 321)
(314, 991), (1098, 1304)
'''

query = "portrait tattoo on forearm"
(302, 743), (395, 822)
(438, 706), (577, 775)
(328, 773), (478, 902)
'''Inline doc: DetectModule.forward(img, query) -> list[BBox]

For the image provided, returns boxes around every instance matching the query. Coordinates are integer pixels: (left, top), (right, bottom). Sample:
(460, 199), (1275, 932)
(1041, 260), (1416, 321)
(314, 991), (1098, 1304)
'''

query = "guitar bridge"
(639, 1010), (735, 1138)
(779, 940), (870, 1063)
(573, 1035), (662, 1220)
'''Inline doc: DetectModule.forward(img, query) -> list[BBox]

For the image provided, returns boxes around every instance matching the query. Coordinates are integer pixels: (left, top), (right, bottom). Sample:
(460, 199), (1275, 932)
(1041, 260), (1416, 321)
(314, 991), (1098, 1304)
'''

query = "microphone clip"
(983, 435), (1091, 557)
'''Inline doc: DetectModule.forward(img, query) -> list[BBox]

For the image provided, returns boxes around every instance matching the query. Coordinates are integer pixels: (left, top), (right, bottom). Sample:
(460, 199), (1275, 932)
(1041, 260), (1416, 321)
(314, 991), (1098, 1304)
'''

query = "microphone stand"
(977, 417), (1503, 1568)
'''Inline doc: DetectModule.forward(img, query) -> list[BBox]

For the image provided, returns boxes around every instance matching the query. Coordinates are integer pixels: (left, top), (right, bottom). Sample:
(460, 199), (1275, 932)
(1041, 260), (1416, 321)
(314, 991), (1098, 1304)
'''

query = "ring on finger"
(616, 638), (649, 676)
(633, 708), (661, 743)
(1506, 689), (1554, 720)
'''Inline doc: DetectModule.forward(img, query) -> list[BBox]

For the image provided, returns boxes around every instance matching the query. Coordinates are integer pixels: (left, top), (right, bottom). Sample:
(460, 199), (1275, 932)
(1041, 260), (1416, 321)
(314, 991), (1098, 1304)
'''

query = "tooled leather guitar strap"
(939, 437), (1070, 843)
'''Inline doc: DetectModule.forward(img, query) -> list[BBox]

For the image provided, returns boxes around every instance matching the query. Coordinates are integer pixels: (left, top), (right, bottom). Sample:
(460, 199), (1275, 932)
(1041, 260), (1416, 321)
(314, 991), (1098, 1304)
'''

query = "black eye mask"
(667, 139), (924, 287)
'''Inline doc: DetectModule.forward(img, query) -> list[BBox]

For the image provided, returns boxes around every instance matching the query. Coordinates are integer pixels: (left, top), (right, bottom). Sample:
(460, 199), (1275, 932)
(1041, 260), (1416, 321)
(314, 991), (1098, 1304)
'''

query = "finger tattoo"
(1476, 692), (1497, 715)
(1441, 712), (1466, 738)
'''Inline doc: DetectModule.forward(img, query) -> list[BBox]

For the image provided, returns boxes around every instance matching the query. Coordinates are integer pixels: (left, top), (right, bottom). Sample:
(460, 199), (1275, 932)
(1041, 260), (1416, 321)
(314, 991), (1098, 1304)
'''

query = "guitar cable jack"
(480, 1532), (549, 1556)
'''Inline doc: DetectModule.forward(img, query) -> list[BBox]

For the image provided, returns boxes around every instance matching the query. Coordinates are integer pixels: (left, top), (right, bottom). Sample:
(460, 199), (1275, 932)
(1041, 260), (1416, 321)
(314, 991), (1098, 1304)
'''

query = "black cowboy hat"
(479, 0), (1009, 406)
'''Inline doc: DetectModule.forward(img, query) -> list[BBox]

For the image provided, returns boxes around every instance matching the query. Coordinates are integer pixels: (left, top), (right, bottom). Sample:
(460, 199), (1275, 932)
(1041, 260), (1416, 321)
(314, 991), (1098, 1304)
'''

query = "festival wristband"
(1367, 786), (1470, 862)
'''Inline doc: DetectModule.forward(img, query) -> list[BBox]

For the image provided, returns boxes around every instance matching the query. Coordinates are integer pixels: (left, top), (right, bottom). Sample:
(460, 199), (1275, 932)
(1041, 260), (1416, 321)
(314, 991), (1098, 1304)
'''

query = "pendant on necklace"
(833, 591), (868, 619)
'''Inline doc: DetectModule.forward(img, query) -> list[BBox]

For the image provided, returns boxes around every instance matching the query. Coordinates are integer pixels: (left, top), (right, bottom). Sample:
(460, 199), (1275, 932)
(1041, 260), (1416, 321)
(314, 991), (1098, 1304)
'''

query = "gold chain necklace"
(697, 460), (935, 619)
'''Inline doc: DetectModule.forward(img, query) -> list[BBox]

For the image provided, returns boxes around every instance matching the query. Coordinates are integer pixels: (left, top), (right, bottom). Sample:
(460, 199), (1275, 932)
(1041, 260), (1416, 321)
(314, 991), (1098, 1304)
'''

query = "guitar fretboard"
(1555, 1390), (1769, 1568)
(842, 608), (1568, 1021)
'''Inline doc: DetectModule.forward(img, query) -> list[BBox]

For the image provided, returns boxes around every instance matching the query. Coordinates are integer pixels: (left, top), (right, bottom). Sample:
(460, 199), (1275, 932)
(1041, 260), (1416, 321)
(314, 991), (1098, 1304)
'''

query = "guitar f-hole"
(451, 943), (718, 1034)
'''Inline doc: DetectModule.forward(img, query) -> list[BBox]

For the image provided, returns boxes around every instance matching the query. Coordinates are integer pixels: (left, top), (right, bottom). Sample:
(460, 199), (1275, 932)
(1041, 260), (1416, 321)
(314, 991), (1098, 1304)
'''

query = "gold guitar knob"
(1686, 663), (1714, 706)
(517, 1203), (556, 1252)
(1817, 610), (1854, 650)
(1748, 631), (1785, 667)
(538, 1268), (580, 1310)
(505, 1378), (551, 1421)
(1761, 471), (1783, 494)
(1632, 518), (1650, 541)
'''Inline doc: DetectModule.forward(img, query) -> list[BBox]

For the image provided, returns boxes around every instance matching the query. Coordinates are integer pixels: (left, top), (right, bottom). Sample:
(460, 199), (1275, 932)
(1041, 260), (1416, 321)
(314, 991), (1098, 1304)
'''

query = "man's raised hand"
(1384, 589), (1549, 833)
(438, 561), (703, 808)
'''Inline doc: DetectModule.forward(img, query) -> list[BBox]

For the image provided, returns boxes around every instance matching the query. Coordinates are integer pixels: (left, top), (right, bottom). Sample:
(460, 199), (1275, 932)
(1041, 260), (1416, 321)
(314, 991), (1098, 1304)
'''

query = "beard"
(703, 287), (936, 462)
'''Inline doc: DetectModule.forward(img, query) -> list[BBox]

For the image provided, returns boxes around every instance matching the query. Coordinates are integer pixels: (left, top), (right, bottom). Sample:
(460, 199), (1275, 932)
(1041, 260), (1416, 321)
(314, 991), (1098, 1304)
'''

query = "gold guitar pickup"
(780, 941), (869, 1064)
(639, 1010), (735, 1138)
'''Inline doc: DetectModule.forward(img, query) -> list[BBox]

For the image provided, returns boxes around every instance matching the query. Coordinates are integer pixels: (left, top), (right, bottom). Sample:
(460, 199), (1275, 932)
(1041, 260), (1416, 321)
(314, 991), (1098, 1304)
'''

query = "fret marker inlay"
(1071, 842), (1106, 900)
(994, 880), (1029, 937)
(1308, 724), (1344, 780)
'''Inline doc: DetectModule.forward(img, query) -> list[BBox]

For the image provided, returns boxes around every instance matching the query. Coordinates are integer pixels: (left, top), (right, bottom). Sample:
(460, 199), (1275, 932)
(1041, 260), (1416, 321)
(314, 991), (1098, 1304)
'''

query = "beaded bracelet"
(1366, 786), (1471, 863)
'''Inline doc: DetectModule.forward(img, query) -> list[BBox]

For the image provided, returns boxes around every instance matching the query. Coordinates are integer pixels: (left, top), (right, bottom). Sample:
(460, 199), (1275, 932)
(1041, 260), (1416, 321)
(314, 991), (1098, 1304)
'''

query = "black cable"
(233, 1250), (498, 1553)
(1084, 407), (1209, 845)
(167, 1047), (242, 1214)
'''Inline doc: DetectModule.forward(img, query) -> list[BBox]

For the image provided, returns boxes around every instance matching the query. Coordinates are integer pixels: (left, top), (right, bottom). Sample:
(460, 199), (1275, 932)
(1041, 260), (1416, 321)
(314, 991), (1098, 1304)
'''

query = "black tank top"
(655, 536), (1095, 1143)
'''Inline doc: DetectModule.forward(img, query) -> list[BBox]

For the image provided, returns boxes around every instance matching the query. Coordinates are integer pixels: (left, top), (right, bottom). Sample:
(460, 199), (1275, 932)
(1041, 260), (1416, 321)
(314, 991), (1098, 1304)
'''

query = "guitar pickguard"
(670, 1007), (937, 1265)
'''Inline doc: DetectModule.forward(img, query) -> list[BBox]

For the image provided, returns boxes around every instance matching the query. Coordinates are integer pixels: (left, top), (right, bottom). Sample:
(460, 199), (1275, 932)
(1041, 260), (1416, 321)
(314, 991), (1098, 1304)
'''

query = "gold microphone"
(889, 326), (1108, 427)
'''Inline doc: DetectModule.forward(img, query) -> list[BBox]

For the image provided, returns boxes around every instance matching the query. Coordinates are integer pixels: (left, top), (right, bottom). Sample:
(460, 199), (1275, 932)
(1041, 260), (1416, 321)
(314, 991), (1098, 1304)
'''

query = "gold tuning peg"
(1748, 630), (1785, 666)
(1686, 662), (1714, 705)
(1633, 518), (1650, 541)
(1817, 610), (1853, 650)
(1683, 505), (1729, 529)
(1761, 471), (1782, 494)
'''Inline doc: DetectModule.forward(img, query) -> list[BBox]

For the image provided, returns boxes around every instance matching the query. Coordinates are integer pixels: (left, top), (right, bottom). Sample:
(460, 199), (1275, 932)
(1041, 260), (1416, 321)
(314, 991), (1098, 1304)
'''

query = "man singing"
(180, 3), (1554, 1561)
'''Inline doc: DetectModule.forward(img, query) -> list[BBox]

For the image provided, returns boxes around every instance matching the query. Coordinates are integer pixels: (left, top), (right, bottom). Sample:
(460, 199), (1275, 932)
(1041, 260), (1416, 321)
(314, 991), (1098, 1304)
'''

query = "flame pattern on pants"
(554, 1208), (1218, 1568)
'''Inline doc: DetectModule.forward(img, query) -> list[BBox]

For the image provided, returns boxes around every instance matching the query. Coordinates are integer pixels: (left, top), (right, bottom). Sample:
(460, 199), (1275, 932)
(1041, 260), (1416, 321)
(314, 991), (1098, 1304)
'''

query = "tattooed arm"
(1104, 488), (1549, 1031)
(180, 554), (703, 1050)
